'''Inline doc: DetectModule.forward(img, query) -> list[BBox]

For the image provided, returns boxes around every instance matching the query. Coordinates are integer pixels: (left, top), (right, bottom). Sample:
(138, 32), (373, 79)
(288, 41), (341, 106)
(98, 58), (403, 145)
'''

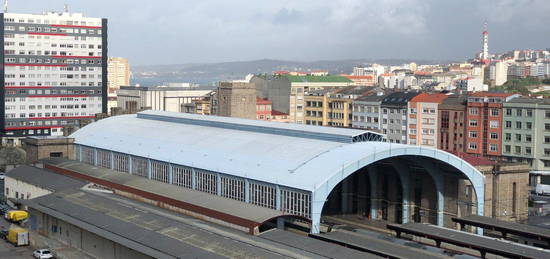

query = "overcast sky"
(8, 0), (550, 65)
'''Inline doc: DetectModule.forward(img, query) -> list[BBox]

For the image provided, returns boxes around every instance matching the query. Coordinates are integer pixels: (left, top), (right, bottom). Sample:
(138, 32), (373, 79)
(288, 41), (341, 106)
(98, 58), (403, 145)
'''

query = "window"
(515, 146), (521, 154)
(526, 122), (532, 130)
(505, 133), (511, 141)
(468, 143), (477, 150)
(546, 110), (550, 118)
(469, 131), (478, 138)
(505, 121), (512, 129)
(544, 149), (550, 156)
(526, 134), (532, 142)
(505, 108), (512, 116)
(491, 109), (499, 116)
(469, 120), (478, 127)
(516, 121), (522, 129)
(505, 145), (511, 153)
(526, 109), (533, 117)
(490, 132), (498, 139)
(516, 134), (522, 142)
(516, 109), (522, 116)
(469, 108), (478, 115)
(545, 136), (550, 144)
(490, 120), (499, 128)
(546, 124), (550, 131)
(526, 147), (532, 155)
(489, 144), (498, 152)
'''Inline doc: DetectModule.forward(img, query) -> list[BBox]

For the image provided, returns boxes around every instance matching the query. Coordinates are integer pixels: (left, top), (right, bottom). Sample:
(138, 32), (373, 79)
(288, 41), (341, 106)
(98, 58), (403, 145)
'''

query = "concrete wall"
(251, 76), (291, 114)
(4, 176), (52, 200)
(22, 137), (75, 163)
(29, 209), (152, 259)
(217, 82), (256, 119)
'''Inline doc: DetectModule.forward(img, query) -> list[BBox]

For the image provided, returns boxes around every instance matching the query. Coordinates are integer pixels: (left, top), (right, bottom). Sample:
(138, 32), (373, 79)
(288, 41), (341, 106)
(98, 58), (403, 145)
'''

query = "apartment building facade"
(502, 98), (550, 171)
(351, 94), (385, 130)
(380, 91), (420, 143)
(465, 93), (518, 159)
(1, 11), (107, 144)
(304, 90), (354, 127)
(117, 86), (213, 114)
(407, 93), (449, 147)
(106, 57), (130, 113)
(438, 96), (467, 153)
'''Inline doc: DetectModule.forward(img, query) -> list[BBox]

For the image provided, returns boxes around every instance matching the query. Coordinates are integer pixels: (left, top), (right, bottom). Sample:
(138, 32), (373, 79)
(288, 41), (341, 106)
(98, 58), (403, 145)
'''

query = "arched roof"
(70, 111), (482, 194)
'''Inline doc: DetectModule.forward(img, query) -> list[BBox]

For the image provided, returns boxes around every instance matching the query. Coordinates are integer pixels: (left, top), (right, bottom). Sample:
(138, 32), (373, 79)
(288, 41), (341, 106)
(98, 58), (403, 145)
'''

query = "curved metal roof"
(70, 111), (479, 192)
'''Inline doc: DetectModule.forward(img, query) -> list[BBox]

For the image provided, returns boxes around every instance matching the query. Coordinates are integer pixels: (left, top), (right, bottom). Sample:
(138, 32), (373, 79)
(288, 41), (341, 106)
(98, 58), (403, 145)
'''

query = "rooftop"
(381, 91), (421, 106)
(469, 92), (516, 98)
(6, 165), (86, 192)
(284, 75), (352, 83)
(410, 93), (450, 103)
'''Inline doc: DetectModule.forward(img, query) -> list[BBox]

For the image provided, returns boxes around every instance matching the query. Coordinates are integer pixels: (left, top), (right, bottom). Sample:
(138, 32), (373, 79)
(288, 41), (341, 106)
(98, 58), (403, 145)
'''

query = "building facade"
(216, 81), (256, 120)
(117, 85), (213, 114)
(107, 57), (130, 113)
(407, 93), (449, 147)
(1, 11), (107, 145)
(351, 94), (385, 131)
(380, 92), (420, 143)
(438, 96), (467, 153)
(465, 93), (517, 159)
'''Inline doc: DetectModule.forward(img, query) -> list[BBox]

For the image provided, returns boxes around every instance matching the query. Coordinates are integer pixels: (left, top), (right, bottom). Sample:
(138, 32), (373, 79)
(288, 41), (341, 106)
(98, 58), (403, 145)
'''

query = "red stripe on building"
(5, 126), (63, 131)
(4, 86), (52, 89)
(51, 55), (101, 59)
(29, 116), (95, 120)
(4, 64), (68, 67)
(50, 24), (102, 29)
(28, 32), (67, 36)
(27, 95), (90, 98)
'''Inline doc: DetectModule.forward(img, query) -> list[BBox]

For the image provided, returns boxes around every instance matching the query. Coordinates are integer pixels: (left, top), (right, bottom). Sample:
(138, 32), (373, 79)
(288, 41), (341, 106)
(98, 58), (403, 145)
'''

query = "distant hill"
(131, 58), (456, 86)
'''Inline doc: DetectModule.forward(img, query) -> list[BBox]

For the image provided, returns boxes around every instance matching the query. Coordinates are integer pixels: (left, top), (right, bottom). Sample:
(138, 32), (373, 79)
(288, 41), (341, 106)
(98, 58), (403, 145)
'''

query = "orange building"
(256, 97), (289, 123)
(407, 93), (449, 147)
(465, 92), (517, 159)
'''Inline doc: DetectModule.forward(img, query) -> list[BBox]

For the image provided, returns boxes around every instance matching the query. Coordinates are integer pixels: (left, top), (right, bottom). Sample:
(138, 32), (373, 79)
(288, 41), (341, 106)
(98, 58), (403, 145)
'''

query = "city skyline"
(4, 0), (550, 65)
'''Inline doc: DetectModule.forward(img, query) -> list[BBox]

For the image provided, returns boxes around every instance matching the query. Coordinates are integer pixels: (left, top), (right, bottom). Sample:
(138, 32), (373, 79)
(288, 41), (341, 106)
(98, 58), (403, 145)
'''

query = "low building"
(407, 93), (449, 147)
(21, 136), (75, 163)
(380, 91), (421, 143)
(4, 165), (85, 201)
(352, 94), (385, 131)
(216, 80), (257, 120)
(117, 85), (214, 113)
(256, 98), (289, 123)
(438, 96), (467, 153)
(304, 87), (370, 127)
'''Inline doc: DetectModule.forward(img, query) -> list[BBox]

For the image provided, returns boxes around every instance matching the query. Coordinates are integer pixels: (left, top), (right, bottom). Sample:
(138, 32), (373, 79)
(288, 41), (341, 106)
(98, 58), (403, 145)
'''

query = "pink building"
(408, 93), (450, 147)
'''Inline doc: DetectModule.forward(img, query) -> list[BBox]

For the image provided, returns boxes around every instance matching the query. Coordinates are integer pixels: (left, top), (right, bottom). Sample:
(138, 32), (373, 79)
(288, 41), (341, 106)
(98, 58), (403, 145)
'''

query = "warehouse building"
(64, 110), (486, 234)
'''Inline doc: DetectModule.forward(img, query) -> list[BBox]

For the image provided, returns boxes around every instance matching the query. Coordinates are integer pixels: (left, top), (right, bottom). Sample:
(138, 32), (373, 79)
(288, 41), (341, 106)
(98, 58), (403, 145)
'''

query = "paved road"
(0, 216), (35, 259)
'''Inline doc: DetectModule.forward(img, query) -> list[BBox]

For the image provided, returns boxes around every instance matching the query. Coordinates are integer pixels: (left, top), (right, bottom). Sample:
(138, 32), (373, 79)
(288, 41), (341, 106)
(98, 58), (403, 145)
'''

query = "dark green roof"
(284, 75), (352, 83)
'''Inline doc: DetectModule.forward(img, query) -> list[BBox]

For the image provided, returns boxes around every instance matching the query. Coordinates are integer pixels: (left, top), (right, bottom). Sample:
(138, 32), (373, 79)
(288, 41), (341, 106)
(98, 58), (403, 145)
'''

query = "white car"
(0, 173), (4, 180)
(33, 249), (53, 259)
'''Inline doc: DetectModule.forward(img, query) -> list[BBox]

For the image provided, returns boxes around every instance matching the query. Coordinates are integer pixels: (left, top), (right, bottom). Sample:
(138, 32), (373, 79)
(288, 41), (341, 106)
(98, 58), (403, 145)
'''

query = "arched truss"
(309, 146), (485, 234)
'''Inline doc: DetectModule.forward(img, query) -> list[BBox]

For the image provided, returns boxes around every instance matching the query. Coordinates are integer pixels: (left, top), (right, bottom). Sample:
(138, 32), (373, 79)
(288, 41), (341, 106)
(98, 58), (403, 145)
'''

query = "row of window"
(6, 103), (90, 110)
(4, 41), (101, 49)
(3, 17), (101, 27)
(5, 57), (101, 65)
(4, 25), (101, 35)
(6, 33), (100, 42)
(468, 120), (499, 128)
(5, 96), (101, 102)
(504, 108), (536, 117)
(5, 119), (82, 127)
(79, 147), (312, 218)
(5, 81), (102, 87)
(352, 105), (379, 113)
(5, 65), (100, 72)
(6, 73), (101, 79)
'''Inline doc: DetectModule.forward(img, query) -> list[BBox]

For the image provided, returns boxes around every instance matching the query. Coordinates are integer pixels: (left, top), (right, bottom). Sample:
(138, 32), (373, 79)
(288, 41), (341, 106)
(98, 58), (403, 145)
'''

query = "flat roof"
(452, 215), (550, 242)
(387, 223), (550, 258)
(310, 230), (451, 259)
(42, 158), (285, 225)
(6, 165), (86, 192)
(259, 229), (379, 259)
(23, 189), (315, 259)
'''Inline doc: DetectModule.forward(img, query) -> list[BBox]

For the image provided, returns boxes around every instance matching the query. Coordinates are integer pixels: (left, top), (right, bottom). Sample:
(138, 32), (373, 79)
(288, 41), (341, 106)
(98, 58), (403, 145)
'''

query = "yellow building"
(304, 90), (355, 128)
(107, 57), (131, 113)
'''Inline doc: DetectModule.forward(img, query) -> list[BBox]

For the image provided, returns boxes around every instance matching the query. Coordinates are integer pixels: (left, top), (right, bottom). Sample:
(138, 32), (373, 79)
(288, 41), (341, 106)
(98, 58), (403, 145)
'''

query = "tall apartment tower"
(1, 10), (107, 145)
(107, 57), (129, 113)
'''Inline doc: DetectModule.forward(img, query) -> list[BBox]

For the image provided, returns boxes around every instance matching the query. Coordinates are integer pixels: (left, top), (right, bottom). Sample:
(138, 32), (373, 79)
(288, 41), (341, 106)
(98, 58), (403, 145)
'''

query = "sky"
(7, 0), (550, 65)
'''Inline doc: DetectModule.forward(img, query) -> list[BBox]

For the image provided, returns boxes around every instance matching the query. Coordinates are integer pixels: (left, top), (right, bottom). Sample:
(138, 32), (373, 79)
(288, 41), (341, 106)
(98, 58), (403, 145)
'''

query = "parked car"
(0, 173), (4, 180)
(33, 249), (54, 259)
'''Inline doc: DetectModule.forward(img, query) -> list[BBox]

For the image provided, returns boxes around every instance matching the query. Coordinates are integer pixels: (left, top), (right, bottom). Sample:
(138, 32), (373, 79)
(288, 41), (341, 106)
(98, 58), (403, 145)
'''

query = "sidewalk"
(29, 231), (95, 259)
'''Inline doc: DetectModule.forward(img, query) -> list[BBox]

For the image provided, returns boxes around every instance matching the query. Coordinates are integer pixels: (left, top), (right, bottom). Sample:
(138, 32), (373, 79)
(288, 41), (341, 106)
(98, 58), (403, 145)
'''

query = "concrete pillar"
(216, 173), (222, 196)
(244, 179), (250, 203)
(391, 160), (411, 224)
(93, 148), (98, 166)
(110, 151), (114, 169)
(277, 217), (285, 229)
(78, 145), (83, 162)
(341, 178), (350, 214)
(418, 158), (445, 227)
(191, 168), (197, 190)
(357, 172), (369, 216)
(168, 164), (173, 184)
(147, 159), (152, 180)
(275, 185), (281, 210)
(128, 155), (133, 174)
(368, 166), (379, 219)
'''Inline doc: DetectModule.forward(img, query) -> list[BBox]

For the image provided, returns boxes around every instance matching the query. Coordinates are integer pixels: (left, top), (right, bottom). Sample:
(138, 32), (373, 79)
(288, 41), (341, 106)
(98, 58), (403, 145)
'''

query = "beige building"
(216, 80), (256, 120)
(288, 75), (353, 124)
(107, 57), (131, 113)
(117, 86), (214, 114)
(304, 88), (367, 128)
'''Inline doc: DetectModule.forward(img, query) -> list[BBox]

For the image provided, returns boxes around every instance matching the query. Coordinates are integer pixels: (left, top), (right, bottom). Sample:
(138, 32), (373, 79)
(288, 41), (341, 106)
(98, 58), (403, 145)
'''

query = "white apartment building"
(117, 85), (214, 113)
(2, 10), (107, 145)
